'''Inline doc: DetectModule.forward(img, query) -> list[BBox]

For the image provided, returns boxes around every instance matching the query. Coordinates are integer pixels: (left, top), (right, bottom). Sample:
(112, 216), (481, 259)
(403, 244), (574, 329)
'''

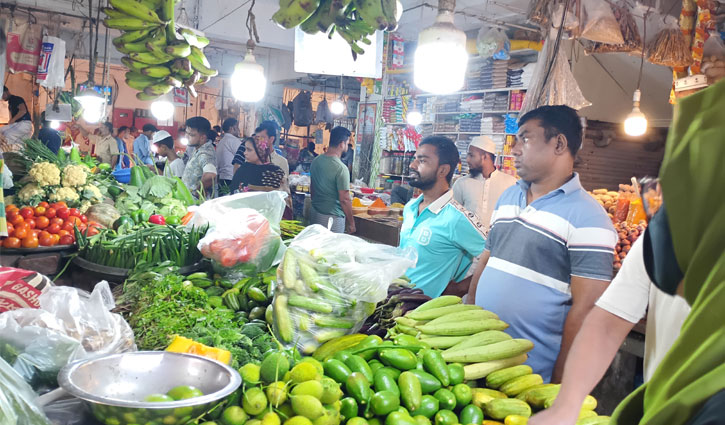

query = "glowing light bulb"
(180, 137), (189, 146)
(407, 110), (423, 126)
(414, 11), (468, 94)
(231, 46), (266, 102)
(624, 89), (647, 137)
(75, 88), (106, 124)
(50, 120), (61, 129)
(330, 99), (345, 115)
(150, 98), (174, 120)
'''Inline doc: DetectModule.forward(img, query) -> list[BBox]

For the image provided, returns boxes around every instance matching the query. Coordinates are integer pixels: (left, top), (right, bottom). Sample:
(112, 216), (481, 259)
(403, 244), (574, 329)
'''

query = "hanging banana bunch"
(103, 0), (218, 100)
(272, 0), (399, 59)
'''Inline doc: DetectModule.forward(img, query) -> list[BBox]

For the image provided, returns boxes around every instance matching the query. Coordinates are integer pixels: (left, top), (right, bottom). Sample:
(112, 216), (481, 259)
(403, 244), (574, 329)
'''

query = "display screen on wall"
(294, 28), (383, 78)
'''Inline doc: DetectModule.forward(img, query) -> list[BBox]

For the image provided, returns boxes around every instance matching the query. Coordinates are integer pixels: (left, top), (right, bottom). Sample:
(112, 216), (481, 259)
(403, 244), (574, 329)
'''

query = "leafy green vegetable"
(140, 176), (175, 199)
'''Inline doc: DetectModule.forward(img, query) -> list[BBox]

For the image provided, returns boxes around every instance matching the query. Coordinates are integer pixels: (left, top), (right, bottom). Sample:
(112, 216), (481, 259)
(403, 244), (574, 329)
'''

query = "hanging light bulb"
(624, 89), (647, 136)
(330, 99), (345, 115)
(151, 94), (175, 120)
(50, 120), (61, 130)
(407, 110), (423, 126)
(75, 87), (106, 123)
(414, 1), (468, 94)
(232, 40), (267, 102)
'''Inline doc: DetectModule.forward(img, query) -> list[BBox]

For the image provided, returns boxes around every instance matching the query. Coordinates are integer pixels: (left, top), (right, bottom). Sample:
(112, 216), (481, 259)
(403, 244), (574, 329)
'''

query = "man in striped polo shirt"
(468, 106), (617, 383)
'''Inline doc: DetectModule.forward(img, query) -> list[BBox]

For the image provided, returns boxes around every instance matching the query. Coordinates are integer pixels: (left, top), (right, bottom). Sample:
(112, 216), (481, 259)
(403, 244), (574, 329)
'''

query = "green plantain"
(114, 27), (156, 43)
(109, 0), (163, 23)
(104, 17), (161, 30)
(131, 51), (174, 65)
(144, 83), (174, 96)
(353, 0), (388, 30)
(188, 46), (218, 76)
(137, 92), (161, 100)
(272, 0), (321, 29)
(165, 42), (191, 58)
(300, 0), (331, 34)
(140, 65), (173, 78)
(121, 56), (149, 71)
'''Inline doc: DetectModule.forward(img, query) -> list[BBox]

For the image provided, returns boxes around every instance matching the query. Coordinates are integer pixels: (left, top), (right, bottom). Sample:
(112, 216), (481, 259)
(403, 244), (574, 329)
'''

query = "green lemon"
(278, 403), (295, 420)
(262, 412), (282, 425)
(267, 381), (289, 407)
(451, 384), (472, 409)
(290, 362), (320, 384)
(291, 395), (324, 420)
(447, 364), (464, 386)
(433, 410), (457, 425)
(347, 418), (369, 425)
(284, 416), (313, 425)
(413, 416), (431, 425)
(166, 385), (203, 400)
(221, 406), (248, 425)
(299, 358), (325, 377)
(261, 353), (291, 384)
(433, 389), (456, 411)
(292, 380), (324, 399)
(320, 378), (343, 404)
(243, 387), (269, 415)
(240, 364), (262, 385)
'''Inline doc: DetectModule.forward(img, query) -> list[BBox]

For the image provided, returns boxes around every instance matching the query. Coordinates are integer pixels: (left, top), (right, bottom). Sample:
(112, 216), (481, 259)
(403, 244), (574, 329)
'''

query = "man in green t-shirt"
(310, 126), (355, 233)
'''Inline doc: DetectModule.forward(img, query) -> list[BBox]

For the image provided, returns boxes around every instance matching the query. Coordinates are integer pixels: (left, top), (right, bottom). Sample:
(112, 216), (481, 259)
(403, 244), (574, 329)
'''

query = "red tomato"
(25, 218), (36, 229)
(21, 236), (39, 249)
(2, 237), (21, 249)
(51, 201), (67, 210)
(59, 235), (74, 245)
(84, 226), (100, 236)
(79, 214), (88, 224)
(61, 222), (75, 233)
(47, 223), (61, 234)
(33, 206), (46, 216)
(56, 208), (70, 220)
(10, 215), (24, 227)
(57, 229), (70, 238)
(77, 223), (87, 233)
(45, 207), (57, 219)
(6, 223), (14, 236)
(38, 201), (49, 208)
(13, 226), (28, 239)
(39, 233), (55, 247)
(50, 217), (64, 226)
(19, 207), (34, 219)
(220, 248), (238, 267)
(4, 204), (17, 213)
(35, 216), (50, 229)
(66, 216), (83, 226)
(68, 208), (81, 218)
(51, 234), (60, 244)
(31, 229), (41, 237)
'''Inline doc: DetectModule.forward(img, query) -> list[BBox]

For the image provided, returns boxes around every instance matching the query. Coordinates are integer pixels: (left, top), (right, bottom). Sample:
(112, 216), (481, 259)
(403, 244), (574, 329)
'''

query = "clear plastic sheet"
(580, 0), (624, 44)
(476, 28), (510, 60)
(0, 282), (135, 390)
(271, 225), (416, 354)
(0, 356), (53, 425)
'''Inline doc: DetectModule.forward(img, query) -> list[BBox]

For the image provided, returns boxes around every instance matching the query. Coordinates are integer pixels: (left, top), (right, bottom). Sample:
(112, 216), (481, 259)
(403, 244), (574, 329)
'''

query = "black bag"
(292, 90), (314, 127)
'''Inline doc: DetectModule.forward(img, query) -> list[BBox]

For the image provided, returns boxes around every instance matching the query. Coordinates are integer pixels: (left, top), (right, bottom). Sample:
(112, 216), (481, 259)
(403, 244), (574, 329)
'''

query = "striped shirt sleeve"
(232, 143), (246, 165)
(568, 225), (617, 281)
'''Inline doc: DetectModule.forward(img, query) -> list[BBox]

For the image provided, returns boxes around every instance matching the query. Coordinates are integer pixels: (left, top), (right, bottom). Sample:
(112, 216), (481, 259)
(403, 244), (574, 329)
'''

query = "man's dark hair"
(103, 121), (114, 133)
(142, 123), (158, 133)
(213, 125), (221, 133)
(222, 118), (238, 133)
(207, 130), (219, 142)
(419, 136), (460, 183)
(255, 120), (277, 141)
(154, 136), (174, 150)
(518, 105), (583, 157)
(185, 116), (211, 134)
(118, 125), (130, 134)
(329, 126), (351, 148)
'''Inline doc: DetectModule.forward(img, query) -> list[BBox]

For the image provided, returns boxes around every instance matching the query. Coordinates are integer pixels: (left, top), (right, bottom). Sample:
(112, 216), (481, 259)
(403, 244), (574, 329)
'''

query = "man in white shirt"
(152, 130), (185, 178)
(528, 236), (691, 424)
(216, 118), (242, 191)
(452, 136), (517, 233)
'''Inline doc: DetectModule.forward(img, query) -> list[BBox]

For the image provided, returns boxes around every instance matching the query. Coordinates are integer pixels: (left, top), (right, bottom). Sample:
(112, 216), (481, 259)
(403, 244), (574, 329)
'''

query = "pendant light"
(50, 120), (61, 129)
(407, 97), (422, 125)
(75, 87), (106, 123)
(151, 93), (175, 120)
(414, 0), (468, 94)
(624, 10), (649, 136)
(330, 77), (345, 115)
(232, 1), (267, 103)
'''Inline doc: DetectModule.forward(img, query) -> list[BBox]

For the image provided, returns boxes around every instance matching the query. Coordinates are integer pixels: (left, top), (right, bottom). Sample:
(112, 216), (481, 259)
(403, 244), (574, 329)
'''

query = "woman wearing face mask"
(229, 136), (285, 193)
(530, 79), (725, 425)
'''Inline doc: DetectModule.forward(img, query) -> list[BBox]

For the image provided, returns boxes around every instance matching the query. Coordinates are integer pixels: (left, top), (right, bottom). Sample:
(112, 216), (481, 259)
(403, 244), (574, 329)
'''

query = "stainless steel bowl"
(58, 351), (241, 425)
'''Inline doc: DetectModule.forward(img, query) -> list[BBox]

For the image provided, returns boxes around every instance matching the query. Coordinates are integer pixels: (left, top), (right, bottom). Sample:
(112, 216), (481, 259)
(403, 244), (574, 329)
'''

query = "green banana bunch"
(272, 0), (321, 29)
(121, 56), (149, 72)
(188, 46), (218, 77)
(126, 74), (162, 90)
(171, 58), (194, 79)
(179, 28), (210, 48)
(300, 0), (332, 34)
(380, 0), (398, 30)
(318, 0), (353, 33)
(140, 65), (172, 78)
(137, 92), (160, 101)
(109, 0), (164, 23)
(143, 82), (174, 96)
(165, 42), (191, 58)
(114, 27), (156, 43)
(104, 17), (160, 30)
(131, 51), (174, 65)
(353, 0), (388, 31)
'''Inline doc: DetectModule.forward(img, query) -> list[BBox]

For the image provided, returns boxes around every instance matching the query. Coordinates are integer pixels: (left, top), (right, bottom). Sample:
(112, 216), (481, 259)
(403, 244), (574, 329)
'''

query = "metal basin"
(58, 351), (241, 425)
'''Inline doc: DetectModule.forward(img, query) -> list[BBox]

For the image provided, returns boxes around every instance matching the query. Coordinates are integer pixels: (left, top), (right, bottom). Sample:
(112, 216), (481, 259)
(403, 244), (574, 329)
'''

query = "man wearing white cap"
(452, 136), (517, 233)
(152, 130), (185, 178)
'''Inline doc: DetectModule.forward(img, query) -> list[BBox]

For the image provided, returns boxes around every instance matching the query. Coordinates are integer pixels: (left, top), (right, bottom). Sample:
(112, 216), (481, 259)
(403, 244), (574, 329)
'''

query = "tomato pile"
(3, 202), (103, 249)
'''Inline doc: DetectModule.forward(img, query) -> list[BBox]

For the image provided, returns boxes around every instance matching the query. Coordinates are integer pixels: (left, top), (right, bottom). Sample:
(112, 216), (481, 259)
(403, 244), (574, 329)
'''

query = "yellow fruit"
(290, 362), (320, 384)
(292, 380), (324, 399)
(285, 416), (313, 425)
(263, 412), (282, 425)
(240, 363), (262, 385)
(267, 381), (289, 407)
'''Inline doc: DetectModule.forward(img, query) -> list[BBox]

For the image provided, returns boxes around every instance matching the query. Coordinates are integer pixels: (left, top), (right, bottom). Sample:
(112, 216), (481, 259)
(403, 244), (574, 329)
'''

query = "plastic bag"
(271, 225), (416, 353)
(476, 28), (510, 60)
(0, 281), (136, 390)
(190, 191), (287, 275)
(550, 1), (579, 30)
(583, 3), (642, 54)
(0, 357), (52, 425)
(580, 0), (624, 44)
(36, 36), (65, 89)
(0, 267), (54, 313)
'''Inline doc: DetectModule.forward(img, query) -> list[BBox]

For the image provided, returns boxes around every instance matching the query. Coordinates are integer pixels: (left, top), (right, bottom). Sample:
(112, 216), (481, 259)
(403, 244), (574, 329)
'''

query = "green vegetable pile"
(115, 174), (193, 218)
(117, 263), (276, 368)
(76, 223), (207, 269)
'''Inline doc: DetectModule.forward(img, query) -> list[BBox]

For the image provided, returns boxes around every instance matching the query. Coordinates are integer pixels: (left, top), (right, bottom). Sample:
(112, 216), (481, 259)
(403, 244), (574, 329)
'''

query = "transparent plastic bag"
(0, 282), (136, 390)
(580, 0), (624, 44)
(0, 356), (54, 425)
(271, 225), (416, 354)
(476, 28), (510, 60)
(191, 191), (287, 276)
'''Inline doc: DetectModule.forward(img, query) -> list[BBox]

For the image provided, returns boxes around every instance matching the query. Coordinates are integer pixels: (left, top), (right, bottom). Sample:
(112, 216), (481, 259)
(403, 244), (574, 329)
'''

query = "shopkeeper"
(0, 86), (33, 153)
(182, 117), (218, 198)
(468, 106), (617, 383)
(399, 136), (486, 298)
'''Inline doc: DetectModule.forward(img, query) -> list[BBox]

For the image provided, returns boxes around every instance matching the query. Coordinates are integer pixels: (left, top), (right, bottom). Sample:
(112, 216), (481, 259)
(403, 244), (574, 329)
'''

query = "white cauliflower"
(17, 183), (46, 203)
(82, 184), (104, 201)
(29, 162), (61, 186)
(62, 164), (88, 187)
(79, 200), (93, 214)
(49, 187), (80, 203)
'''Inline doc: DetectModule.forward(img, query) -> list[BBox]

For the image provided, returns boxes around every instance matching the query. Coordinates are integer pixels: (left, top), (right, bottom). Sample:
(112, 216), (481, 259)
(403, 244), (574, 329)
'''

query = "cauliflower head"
(49, 187), (80, 203)
(79, 200), (93, 214)
(29, 162), (61, 186)
(62, 164), (88, 187)
(82, 184), (104, 201)
(18, 183), (46, 203)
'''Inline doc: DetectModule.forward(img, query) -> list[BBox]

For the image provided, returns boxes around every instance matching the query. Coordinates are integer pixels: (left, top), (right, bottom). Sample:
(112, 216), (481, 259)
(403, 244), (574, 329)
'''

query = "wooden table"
(353, 214), (402, 246)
